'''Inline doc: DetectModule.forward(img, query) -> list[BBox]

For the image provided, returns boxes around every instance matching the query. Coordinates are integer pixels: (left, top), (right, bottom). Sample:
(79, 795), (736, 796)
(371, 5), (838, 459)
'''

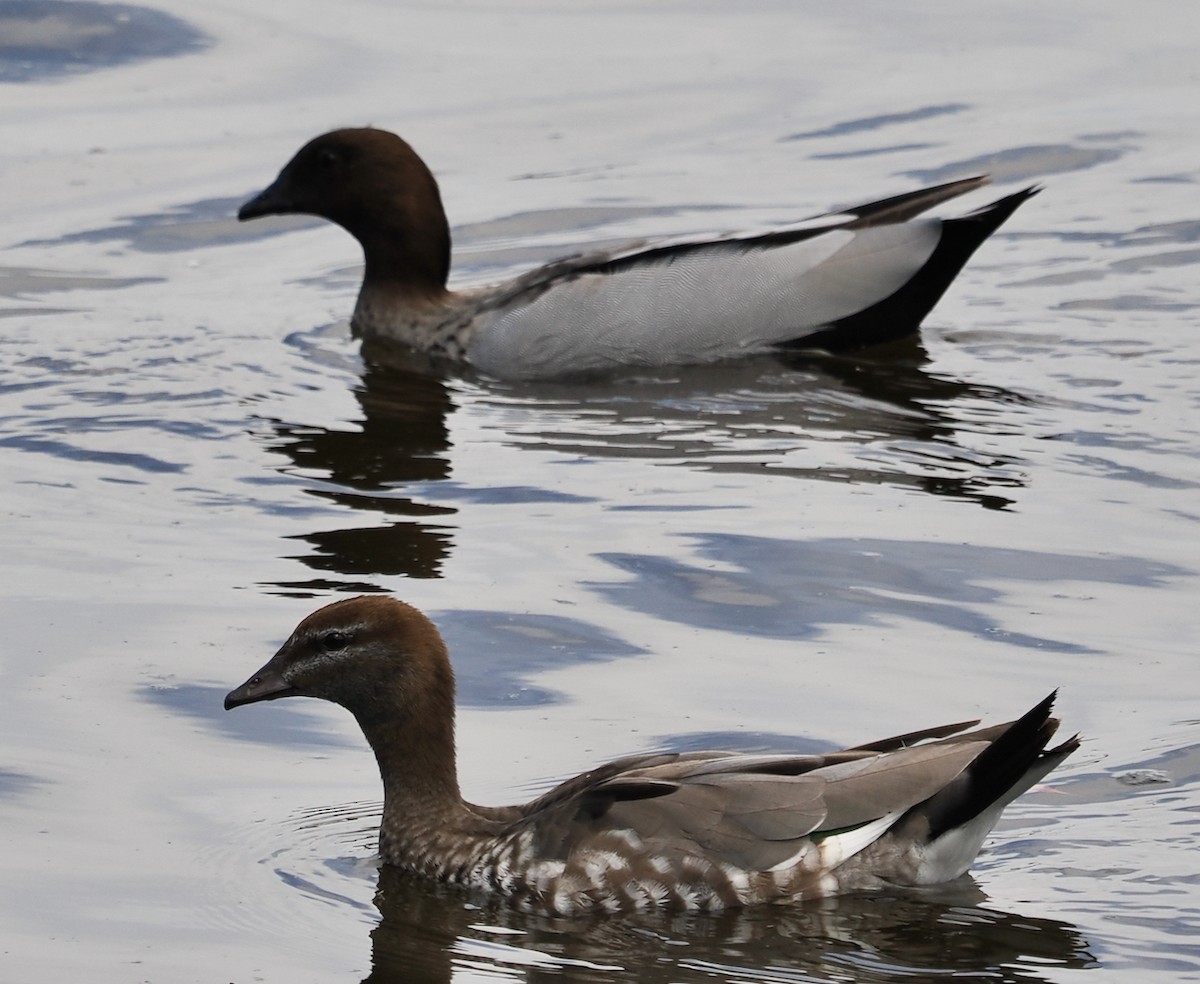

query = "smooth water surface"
(2, 2), (1199, 981)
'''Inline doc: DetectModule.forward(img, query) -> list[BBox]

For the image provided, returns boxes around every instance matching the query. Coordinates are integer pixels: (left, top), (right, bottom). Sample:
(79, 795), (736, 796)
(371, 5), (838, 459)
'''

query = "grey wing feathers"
(505, 695), (1074, 883)
(519, 740), (986, 872)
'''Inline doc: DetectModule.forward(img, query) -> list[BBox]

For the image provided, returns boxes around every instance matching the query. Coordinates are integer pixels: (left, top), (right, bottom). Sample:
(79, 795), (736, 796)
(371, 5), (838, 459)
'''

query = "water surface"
(2, 1), (1199, 981)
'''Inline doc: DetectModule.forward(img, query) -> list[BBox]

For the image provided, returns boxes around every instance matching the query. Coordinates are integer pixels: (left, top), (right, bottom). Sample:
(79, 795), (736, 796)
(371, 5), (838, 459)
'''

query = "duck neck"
(351, 694), (483, 870)
(358, 694), (462, 808)
(350, 187), (452, 305)
(360, 234), (451, 305)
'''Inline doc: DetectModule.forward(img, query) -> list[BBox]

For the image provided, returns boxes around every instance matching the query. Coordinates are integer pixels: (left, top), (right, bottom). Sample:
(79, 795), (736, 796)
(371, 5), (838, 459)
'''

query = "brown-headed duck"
(237, 128), (1038, 379)
(225, 595), (1078, 915)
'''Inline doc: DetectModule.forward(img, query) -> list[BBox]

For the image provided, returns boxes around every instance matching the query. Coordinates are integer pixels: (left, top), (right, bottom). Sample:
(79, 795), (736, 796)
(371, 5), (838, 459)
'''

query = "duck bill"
(224, 659), (297, 709)
(237, 178), (295, 221)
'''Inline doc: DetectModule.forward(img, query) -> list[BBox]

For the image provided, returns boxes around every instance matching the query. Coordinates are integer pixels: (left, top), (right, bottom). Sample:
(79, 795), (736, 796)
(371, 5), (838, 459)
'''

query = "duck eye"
(320, 630), (352, 652)
(315, 147), (343, 169)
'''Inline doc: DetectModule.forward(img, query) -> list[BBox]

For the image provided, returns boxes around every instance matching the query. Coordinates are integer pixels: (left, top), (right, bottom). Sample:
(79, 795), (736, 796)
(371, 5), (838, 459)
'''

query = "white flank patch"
(816, 813), (900, 868)
(762, 813), (900, 877)
(915, 804), (1004, 884)
(471, 220), (942, 377)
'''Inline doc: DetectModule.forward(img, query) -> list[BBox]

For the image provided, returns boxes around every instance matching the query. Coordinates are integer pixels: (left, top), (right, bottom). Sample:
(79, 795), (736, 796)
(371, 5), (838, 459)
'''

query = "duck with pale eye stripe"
(225, 595), (1078, 915)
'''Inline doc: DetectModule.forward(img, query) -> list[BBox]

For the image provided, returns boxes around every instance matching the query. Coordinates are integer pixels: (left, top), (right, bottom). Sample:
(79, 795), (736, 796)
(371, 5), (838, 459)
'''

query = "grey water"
(2, 1), (1199, 981)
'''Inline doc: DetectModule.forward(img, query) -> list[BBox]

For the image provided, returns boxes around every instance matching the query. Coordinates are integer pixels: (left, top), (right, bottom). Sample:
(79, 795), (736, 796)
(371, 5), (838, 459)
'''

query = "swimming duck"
(237, 128), (1038, 379)
(225, 595), (1078, 915)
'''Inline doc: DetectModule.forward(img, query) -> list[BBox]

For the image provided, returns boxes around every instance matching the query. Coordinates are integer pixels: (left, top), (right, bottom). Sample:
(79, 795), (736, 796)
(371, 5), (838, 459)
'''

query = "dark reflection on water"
(251, 337), (1152, 602)
(0, 768), (42, 798)
(784, 104), (970, 143)
(267, 364), (455, 493)
(141, 682), (354, 748)
(908, 141), (1127, 186)
(261, 364), (457, 587)
(0, 0), (208, 83)
(1052, 740), (1200, 806)
(438, 610), (646, 708)
(0, 429), (187, 473)
(592, 533), (1185, 652)
(246, 336), (1054, 595)
(473, 340), (1032, 511)
(19, 196), (321, 253)
(284, 521), (455, 581)
(362, 865), (1096, 983)
(0, 266), (160, 318)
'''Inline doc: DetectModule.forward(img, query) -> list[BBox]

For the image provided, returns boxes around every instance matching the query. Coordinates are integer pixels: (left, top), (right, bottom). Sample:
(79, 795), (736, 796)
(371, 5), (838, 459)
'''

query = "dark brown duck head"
(225, 595), (458, 776)
(237, 128), (451, 300)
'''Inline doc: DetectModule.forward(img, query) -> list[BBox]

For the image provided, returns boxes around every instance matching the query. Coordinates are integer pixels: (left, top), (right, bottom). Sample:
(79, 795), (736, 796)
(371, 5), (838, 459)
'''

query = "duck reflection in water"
(362, 863), (1095, 984)
(466, 336), (1031, 510)
(261, 362), (457, 588)
(260, 338), (1033, 595)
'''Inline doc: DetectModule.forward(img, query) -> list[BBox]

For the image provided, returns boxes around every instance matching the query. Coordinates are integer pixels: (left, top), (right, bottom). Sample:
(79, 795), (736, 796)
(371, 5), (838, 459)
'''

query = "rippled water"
(3, 1), (1199, 981)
